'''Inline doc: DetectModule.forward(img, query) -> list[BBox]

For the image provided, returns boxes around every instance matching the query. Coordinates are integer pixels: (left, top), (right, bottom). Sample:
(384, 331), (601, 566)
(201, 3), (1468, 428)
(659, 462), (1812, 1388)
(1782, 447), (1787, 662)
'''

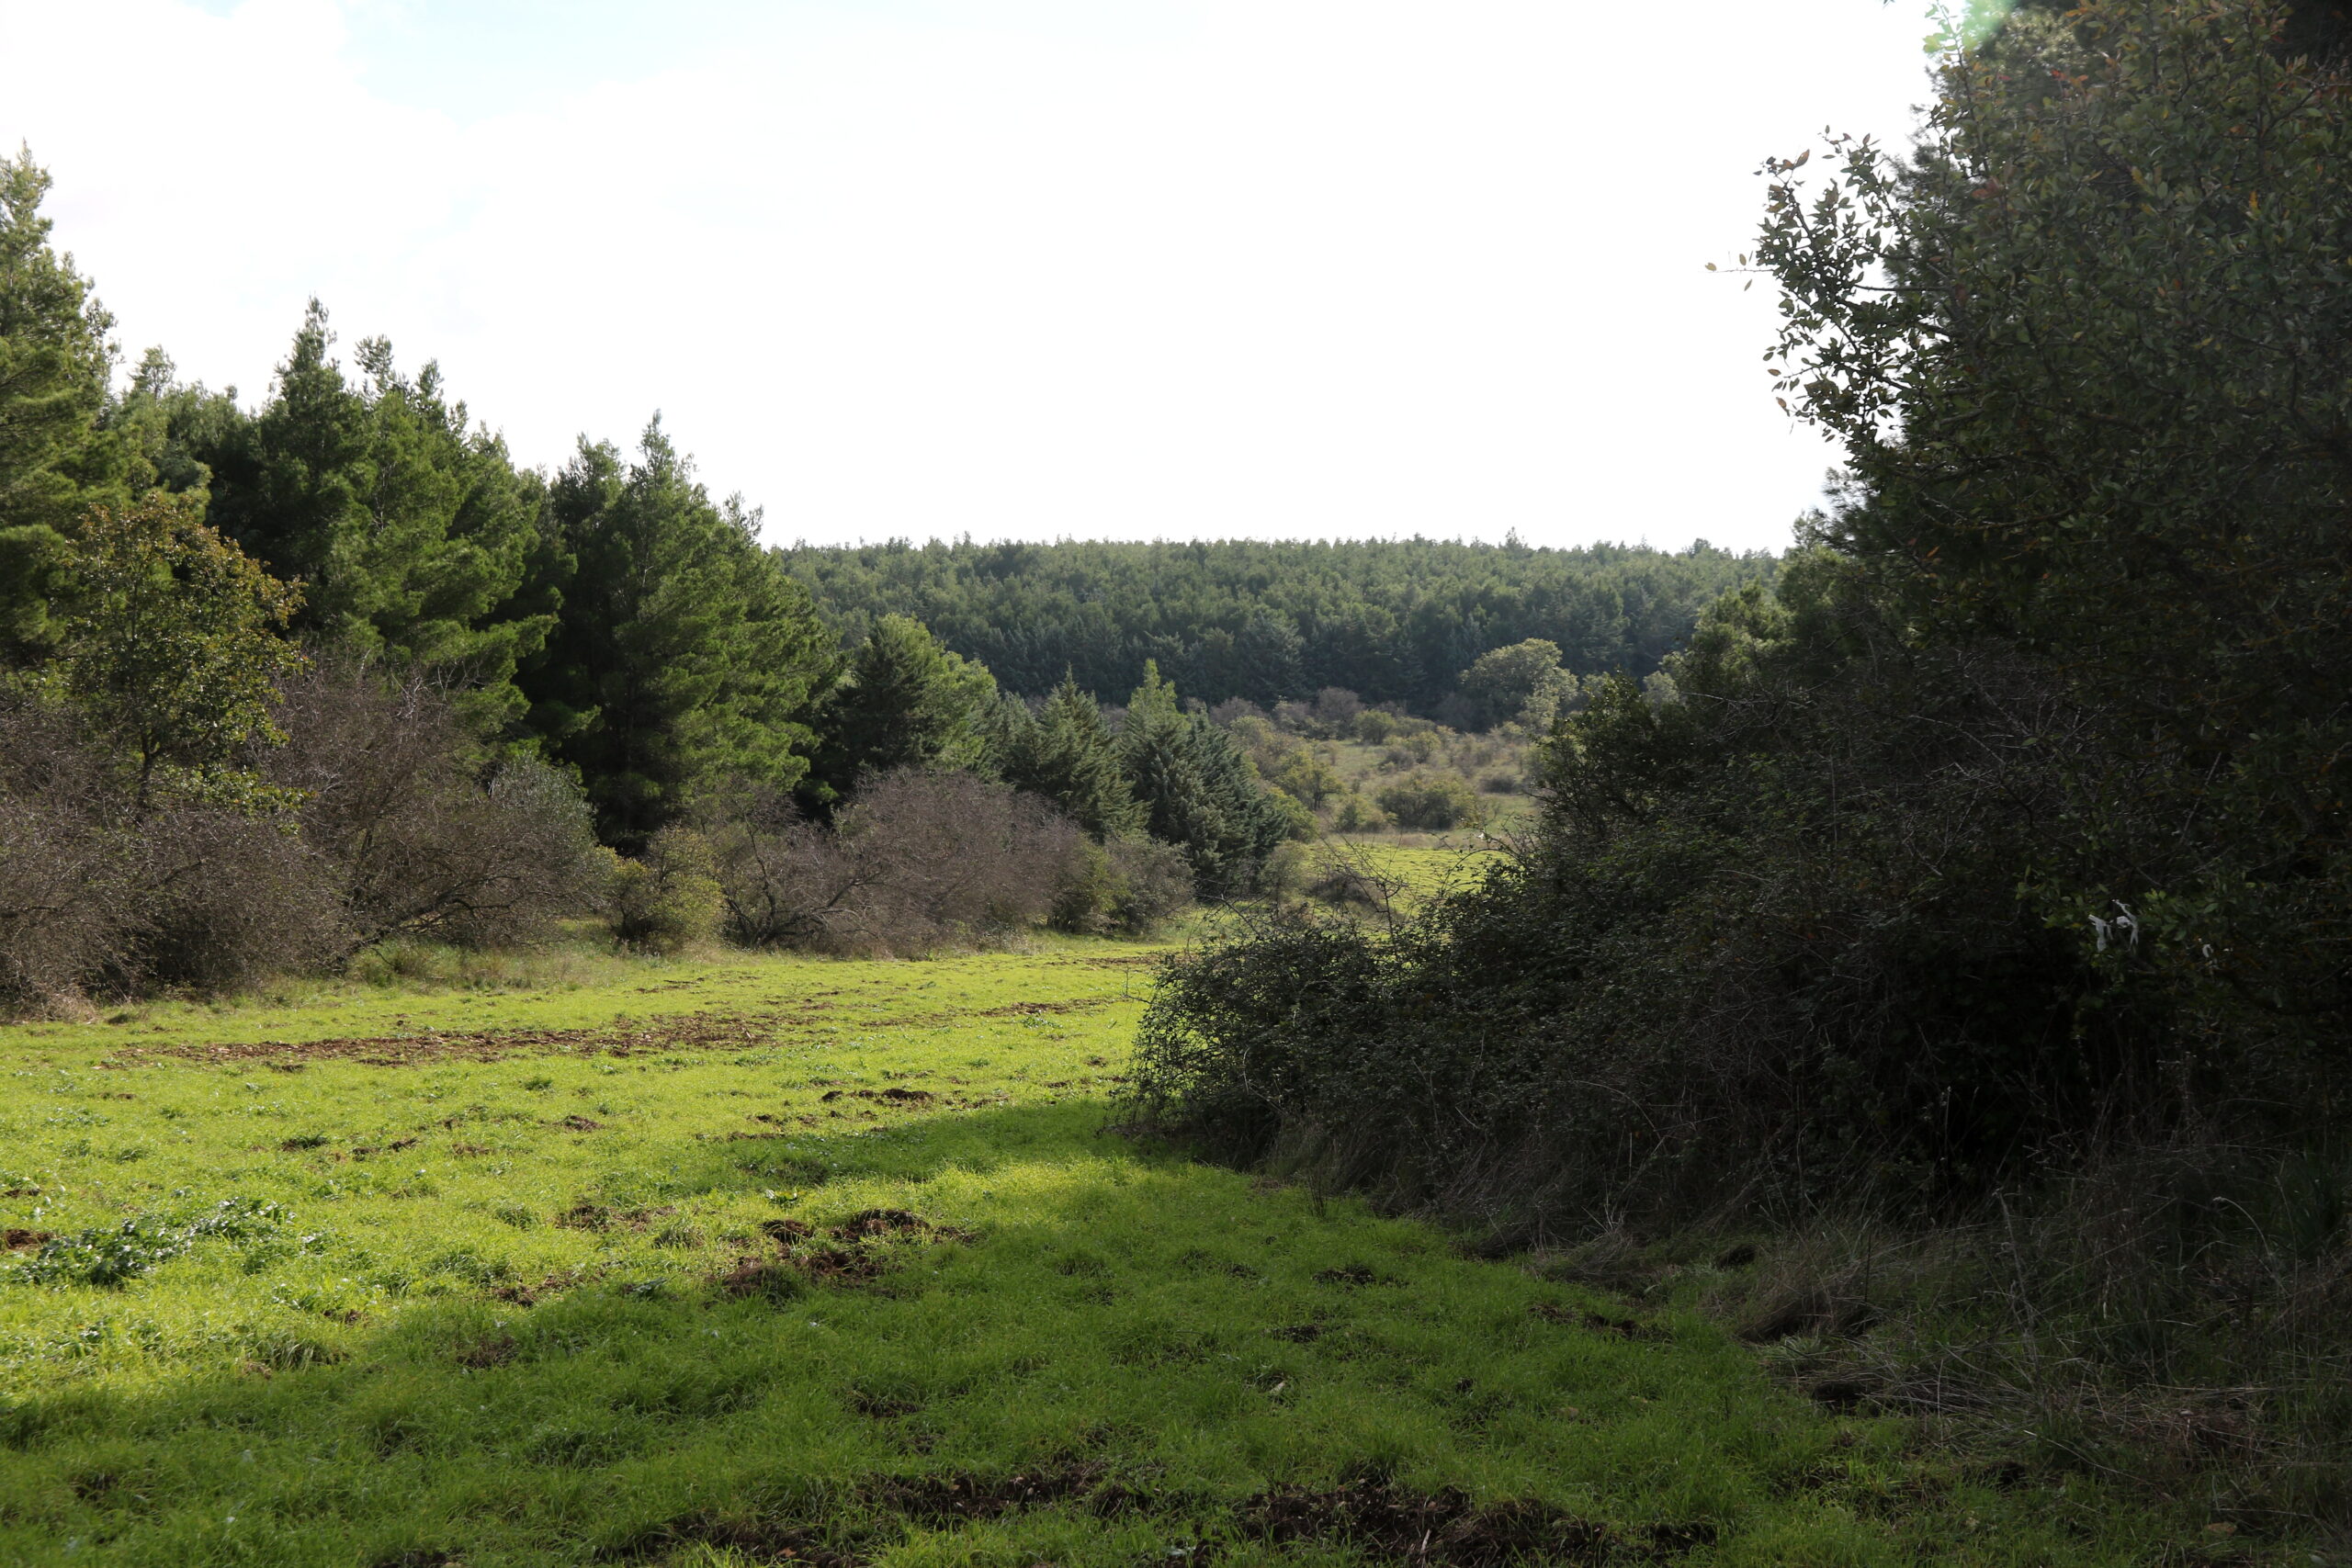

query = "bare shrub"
(704, 769), (1089, 954)
(132, 803), (343, 991)
(267, 665), (605, 951)
(0, 694), (135, 1009)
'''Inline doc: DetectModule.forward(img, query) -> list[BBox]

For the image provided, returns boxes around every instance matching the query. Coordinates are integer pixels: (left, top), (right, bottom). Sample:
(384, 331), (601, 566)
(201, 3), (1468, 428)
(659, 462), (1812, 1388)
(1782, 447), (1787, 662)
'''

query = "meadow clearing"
(0, 910), (2202, 1566)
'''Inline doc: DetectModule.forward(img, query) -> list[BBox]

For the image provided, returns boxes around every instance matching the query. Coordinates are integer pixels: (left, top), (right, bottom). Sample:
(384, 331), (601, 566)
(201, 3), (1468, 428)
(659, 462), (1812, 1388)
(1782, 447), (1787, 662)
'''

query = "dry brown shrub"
(703, 769), (1085, 955)
(267, 663), (605, 951)
(0, 694), (135, 1009)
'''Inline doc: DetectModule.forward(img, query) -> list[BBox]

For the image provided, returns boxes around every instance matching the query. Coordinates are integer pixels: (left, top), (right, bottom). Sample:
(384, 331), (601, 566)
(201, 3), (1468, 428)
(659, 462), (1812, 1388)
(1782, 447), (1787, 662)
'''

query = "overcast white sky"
(1, 0), (1938, 552)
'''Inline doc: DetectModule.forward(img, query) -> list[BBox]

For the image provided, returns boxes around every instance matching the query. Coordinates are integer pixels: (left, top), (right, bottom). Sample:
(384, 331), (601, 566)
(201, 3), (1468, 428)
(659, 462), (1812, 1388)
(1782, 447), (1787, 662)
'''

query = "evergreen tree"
(0, 150), (131, 661)
(521, 421), (833, 851)
(177, 303), (551, 728)
(993, 674), (1144, 838)
(1119, 662), (1289, 897)
(801, 614), (996, 810)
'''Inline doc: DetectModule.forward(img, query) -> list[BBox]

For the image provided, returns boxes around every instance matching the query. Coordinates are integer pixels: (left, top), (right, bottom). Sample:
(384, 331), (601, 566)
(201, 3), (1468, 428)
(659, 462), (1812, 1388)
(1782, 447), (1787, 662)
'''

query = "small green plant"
(19, 1198), (287, 1287)
(610, 827), (724, 953)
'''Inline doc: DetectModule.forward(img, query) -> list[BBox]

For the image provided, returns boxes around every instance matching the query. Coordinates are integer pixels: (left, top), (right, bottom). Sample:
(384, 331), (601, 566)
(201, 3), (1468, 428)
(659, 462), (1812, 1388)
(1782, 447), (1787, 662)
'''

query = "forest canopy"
(775, 536), (1770, 716)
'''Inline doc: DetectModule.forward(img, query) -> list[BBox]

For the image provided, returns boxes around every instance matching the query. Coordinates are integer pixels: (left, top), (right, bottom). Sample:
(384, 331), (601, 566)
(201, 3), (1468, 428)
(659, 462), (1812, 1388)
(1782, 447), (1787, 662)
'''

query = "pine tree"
(995, 674), (1143, 838)
(801, 614), (996, 810)
(182, 304), (550, 728)
(1119, 661), (1289, 897)
(519, 421), (832, 850)
(0, 150), (131, 661)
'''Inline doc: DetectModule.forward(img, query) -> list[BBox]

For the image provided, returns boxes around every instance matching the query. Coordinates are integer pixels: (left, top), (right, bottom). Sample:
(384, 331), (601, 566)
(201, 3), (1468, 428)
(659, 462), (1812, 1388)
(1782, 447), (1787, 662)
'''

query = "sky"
(0, 1), (1941, 552)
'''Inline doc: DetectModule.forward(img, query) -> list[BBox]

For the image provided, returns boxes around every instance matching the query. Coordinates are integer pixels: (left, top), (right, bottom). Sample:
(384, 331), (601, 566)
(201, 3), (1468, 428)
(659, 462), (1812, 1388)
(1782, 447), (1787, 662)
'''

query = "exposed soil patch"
(829, 1208), (967, 1243)
(787, 1246), (890, 1285)
(1238, 1481), (1707, 1565)
(716, 1257), (809, 1301)
(107, 1004), (846, 1068)
(1315, 1264), (1402, 1288)
(600, 1513), (866, 1566)
(455, 1332), (516, 1370)
(489, 1269), (587, 1307)
(867, 1462), (1133, 1523)
(3, 1228), (54, 1251)
(975, 998), (1115, 1017)
(1530, 1303), (1668, 1342)
(559, 1115), (605, 1132)
(820, 1088), (938, 1109)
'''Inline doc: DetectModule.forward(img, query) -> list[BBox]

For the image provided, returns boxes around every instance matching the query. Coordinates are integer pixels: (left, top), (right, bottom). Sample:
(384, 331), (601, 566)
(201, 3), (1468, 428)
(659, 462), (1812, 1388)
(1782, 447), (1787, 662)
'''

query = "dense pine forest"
(777, 537), (1769, 715)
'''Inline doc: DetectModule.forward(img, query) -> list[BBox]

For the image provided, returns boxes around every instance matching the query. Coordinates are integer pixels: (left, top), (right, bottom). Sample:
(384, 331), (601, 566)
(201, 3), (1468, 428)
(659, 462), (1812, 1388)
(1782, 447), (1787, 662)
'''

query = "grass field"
(0, 940), (2212, 1566)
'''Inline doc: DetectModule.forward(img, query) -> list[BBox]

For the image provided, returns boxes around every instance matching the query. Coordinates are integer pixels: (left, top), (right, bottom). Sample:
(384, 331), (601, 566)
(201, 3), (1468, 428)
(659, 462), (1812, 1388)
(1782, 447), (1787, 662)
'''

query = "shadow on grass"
(0, 1103), (1846, 1568)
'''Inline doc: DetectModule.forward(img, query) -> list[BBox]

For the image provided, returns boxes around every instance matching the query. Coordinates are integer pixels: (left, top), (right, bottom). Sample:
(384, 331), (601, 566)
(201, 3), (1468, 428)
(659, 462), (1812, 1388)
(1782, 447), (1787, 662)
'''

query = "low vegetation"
(0, 943), (2239, 1565)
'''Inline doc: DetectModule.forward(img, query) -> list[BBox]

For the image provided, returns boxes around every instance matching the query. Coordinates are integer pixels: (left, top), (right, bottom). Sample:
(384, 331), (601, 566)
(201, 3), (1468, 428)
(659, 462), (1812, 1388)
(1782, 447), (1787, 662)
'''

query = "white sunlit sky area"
(4, 1), (1945, 552)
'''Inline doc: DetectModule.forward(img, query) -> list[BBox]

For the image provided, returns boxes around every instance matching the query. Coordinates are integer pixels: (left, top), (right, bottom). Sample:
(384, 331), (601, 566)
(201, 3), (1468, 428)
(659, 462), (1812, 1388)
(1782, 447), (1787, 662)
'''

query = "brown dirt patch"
(1315, 1264), (1402, 1287)
(715, 1258), (808, 1302)
(1530, 1303), (1668, 1342)
(790, 1246), (890, 1285)
(455, 1332), (516, 1370)
(489, 1268), (588, 1307)
(105, 1003), (848, 1069)
(598, 1513), (865, 1566)
(4, 1228), (53, 1251)
(867, 1463), (1126, 1524)
(975, 997), (1114, 1017)
(829, 1208), (961, 1243)
(1238, 1480), (1707, 1565)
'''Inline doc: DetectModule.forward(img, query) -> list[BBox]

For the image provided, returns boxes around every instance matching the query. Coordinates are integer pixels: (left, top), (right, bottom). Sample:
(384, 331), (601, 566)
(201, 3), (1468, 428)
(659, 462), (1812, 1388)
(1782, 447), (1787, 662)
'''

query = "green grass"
(0, 943), (2213, 1565)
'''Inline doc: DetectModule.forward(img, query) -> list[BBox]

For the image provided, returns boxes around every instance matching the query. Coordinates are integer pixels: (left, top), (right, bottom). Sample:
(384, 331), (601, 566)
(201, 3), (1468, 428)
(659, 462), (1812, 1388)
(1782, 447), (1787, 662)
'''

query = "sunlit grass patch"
(0, 945), (2194, 1565)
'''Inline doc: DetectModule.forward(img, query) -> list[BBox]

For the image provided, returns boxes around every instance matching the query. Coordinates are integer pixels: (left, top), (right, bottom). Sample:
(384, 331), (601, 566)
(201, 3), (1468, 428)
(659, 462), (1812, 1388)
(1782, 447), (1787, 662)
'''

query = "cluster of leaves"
(19, 1197), (289, 1288)
(1132, 0), (2352, 1228)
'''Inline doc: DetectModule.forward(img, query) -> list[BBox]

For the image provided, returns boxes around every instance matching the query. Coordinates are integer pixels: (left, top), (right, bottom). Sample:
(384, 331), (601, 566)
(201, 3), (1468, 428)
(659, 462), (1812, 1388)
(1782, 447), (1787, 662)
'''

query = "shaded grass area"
(0, 948), (2204, 1565)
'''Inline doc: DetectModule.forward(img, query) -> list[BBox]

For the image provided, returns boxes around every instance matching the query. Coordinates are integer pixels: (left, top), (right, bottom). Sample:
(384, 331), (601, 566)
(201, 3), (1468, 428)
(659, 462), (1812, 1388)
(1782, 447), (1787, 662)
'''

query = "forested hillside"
(778, 537), (1769, 715)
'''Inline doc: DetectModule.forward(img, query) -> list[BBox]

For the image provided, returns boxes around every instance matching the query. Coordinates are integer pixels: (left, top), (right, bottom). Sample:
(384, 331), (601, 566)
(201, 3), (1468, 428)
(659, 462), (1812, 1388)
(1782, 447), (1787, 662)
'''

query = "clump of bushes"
(1052, 832), (1195, 937)
(699, 768), (1135, 955)
(0, 663), (608, 1010)
(610, 826), (724, 953)
(1374, 772), (1484, 830)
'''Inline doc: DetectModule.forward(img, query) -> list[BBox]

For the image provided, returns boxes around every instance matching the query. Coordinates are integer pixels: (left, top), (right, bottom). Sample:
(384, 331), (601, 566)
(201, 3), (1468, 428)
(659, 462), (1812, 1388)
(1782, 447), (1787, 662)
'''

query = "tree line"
(778, 536), (1769, 717)
(2, 146), (1657, 1000)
